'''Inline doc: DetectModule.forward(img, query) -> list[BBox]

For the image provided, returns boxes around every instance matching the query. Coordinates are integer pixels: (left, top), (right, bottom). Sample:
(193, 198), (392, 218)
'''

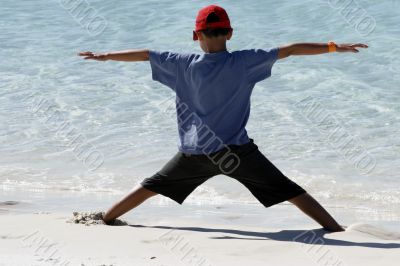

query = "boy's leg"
(226, 139), (344, 232)
(103, 184), (157, 224)
(288, 193), (344, 232)
(103, 152), (218, 224)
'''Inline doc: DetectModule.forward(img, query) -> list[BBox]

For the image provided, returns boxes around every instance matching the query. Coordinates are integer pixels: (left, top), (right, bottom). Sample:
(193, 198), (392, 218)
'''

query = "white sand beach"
(1, 212), (400, 266)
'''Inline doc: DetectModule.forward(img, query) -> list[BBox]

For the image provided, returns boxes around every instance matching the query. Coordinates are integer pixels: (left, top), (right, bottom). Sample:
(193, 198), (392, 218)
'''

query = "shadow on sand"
(129, 224), (400, 249)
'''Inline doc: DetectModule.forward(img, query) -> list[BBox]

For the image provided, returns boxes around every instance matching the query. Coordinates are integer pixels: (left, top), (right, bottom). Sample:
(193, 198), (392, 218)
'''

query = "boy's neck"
(203, 42), (228, 53)
(207, 48), (227, 53)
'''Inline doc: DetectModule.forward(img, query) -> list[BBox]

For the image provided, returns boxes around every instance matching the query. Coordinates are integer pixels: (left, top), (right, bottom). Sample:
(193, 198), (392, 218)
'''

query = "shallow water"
(0, 0), (399, 224)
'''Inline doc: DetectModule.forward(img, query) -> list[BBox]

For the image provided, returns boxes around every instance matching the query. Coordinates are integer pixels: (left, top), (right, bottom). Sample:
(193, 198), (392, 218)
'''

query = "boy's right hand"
(78, 51), (109, 61)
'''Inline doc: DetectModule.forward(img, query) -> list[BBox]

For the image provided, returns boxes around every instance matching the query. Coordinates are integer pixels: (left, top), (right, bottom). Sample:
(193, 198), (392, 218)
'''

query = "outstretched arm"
(277, 42), (368, 59)
(78, 49), (150, 61)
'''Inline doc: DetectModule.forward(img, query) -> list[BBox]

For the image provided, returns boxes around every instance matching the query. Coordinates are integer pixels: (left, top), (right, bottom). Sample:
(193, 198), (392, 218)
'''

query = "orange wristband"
(328, 41), (336, 53)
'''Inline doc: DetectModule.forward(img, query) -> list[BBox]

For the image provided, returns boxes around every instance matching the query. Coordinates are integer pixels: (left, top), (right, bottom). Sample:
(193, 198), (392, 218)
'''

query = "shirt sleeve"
(242, 47), (279, 84)
(148, 50), (180, 91)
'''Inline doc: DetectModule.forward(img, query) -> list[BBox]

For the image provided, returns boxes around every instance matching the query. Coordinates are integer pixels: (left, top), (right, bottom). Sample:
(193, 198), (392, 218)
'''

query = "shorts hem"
(140, 181), (186, 205)
(261, 189), (307, 208)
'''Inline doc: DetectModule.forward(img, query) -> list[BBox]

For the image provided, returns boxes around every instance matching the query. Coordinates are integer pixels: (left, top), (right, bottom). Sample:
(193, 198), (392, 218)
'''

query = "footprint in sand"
(346, 223), (400, 241)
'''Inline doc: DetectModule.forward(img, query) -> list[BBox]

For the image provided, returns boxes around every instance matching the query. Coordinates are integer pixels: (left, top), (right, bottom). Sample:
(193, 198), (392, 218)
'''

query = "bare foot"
(324, 225), (345, 232)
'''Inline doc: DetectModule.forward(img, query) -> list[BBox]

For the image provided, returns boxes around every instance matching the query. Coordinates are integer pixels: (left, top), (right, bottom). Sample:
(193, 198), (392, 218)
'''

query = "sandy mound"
(67, 211), (128, 226)
(347, 223), (400, 240)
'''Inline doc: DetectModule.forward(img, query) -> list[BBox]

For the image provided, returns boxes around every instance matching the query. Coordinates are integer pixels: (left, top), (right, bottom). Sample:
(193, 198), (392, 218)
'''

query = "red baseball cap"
(193, 5), (232, 41)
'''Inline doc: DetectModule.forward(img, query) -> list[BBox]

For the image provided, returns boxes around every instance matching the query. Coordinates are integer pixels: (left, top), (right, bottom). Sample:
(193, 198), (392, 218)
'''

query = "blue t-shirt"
(149, 47), (279, 154)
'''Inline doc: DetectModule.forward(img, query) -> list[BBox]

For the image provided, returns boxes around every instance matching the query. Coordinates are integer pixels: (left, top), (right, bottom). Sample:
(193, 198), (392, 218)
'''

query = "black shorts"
(140, 139), (306, 207)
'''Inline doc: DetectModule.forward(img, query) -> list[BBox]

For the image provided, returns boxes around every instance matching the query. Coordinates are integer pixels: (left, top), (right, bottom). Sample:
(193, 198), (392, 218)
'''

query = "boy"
(79, 5), (367, 232)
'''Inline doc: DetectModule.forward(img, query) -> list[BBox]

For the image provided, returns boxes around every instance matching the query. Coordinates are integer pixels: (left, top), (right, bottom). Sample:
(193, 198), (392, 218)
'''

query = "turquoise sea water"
(1, 0), (399, 225)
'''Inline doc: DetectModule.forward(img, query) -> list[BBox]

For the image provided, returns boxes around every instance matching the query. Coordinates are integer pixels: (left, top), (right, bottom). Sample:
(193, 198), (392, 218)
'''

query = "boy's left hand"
(336, 43), (368, 53)
(78, 51), (108, 61)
